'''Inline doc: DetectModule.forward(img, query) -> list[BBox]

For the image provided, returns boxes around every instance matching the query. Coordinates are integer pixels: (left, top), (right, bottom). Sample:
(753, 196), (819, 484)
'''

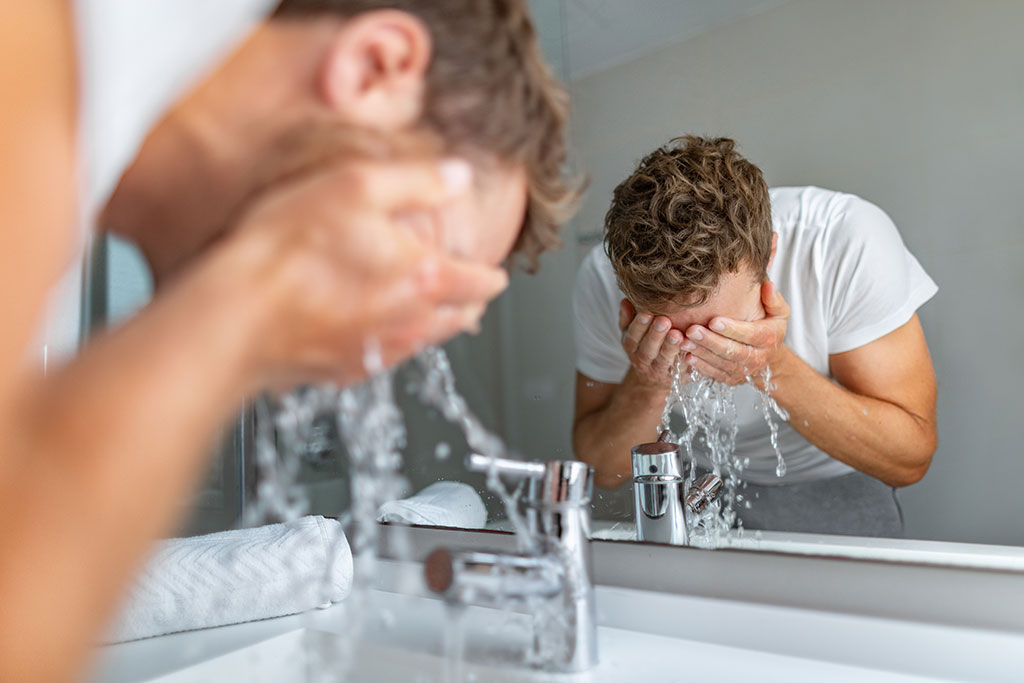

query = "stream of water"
(247, 344), (791, 678)
(248, 344), (543, 681)
(659, 359), (791, 545)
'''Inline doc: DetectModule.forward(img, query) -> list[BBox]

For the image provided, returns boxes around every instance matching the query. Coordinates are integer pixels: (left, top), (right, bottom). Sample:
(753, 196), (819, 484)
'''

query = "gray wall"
(568, 0), (1024, 544)
(398, 0), (580, 519)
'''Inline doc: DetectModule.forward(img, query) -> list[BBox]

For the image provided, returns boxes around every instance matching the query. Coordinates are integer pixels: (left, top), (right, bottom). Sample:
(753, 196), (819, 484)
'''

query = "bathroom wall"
(568, 0), (1024, 544)
(395, 0), (578, 519)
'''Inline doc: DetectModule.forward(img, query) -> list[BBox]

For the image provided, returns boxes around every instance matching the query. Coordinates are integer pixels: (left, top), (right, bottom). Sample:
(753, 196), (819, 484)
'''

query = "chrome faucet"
(424, 454), (597, 673)
(632, 431), (724, 545)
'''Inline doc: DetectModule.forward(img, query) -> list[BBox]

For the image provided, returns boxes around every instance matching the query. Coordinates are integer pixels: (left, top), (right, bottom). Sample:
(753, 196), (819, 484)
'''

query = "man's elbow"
(593, 469), (629, 491)
(572, 429), (622, 490)
(891, 434), (937, 487)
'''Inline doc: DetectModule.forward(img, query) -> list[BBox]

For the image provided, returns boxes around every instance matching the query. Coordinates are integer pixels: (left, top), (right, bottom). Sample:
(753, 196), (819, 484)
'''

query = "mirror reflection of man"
(572, 136), (937, 537)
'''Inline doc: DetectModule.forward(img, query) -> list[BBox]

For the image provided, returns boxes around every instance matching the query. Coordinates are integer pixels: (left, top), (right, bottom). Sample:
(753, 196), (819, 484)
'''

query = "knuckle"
(338, 165), (371, 198)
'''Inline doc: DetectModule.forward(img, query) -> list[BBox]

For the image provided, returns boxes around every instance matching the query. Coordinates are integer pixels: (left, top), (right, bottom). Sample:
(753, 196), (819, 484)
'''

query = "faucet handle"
(685, 473), (725, 513)
(631, 439), (683, 478)
(467, 454), (594, 506)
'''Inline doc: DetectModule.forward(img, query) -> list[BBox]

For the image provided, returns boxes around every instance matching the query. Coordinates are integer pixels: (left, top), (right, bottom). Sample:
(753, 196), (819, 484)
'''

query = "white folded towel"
(108, 515), (352, 643)
(377, 481), (487, 529)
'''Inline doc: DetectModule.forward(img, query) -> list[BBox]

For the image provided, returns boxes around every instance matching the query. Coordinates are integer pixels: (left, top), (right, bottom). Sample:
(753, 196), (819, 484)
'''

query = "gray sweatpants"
(731, 470), (904, 538)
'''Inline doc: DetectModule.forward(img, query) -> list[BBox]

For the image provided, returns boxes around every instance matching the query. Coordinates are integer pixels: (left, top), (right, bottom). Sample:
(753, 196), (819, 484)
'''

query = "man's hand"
(211, 156), (509, 390)
(619, 298), (685, 388)
(682, 281), (790, 386)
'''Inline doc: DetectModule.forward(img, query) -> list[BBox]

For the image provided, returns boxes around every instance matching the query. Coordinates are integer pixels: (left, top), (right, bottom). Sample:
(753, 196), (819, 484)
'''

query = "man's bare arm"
(0, 0), (76, 410)
(0, 157), (506, 683)
(0, 256), (258, 683)
(774, 315), (937, 486)
(685, 302), (937, 487)
(572, 301), (687, 489)
(572, 371), (669, 489)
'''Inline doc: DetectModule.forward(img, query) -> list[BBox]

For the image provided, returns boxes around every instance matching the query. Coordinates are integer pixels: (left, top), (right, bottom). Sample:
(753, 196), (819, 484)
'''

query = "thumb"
(762, 281), (790, 319)
(420, 253), (509, 306)
(618, 299), (636, 332)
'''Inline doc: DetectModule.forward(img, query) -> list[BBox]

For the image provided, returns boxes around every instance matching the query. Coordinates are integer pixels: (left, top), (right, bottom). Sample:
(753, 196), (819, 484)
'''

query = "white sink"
(135, 608), (940, 683)
(93, 559), (1023, 682)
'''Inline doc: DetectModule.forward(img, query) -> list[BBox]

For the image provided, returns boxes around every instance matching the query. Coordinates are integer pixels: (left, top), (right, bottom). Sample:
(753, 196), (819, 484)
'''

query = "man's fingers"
(350, 157), (474, 210)
(419, 254), (509, 306)
(621, 311), (652, 354)
(762, 280), (790, 319)
(618, 299), (636, 332)
(650, 330), (683, 376)
(425, 304), (486, 346)
(686, 325), (755, 364)
(636, 315), (671, 362)
(704, 317), (778, 347)
(687, 340), (744, 375)
(684, 352), (733, 385)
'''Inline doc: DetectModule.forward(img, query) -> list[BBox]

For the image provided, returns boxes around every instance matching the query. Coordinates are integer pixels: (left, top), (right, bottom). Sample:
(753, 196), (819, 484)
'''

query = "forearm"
(771, 346), (936, 487)
(573, 370), (670, 489)
(0, 244), (264, 683)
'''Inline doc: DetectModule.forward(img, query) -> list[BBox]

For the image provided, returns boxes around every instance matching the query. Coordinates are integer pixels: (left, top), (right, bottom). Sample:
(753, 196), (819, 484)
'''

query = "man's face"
(656, 267), (766, 334)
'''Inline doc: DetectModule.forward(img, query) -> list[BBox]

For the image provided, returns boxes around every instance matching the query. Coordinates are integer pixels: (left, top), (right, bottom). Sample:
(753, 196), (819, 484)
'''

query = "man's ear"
(318, 10), (431, 131)
(768, 232), (778, 269)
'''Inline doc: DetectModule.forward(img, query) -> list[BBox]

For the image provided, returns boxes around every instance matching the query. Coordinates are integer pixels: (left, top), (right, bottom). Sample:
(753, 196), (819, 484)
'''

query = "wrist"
(172, 233), (280, 396)
(763, 344), (800, 393)
(622, 367), (673, 403)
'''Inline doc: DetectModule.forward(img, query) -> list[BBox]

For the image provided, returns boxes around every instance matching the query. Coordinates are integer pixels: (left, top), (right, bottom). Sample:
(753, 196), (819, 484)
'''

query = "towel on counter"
(377, 481), (487, 529)
(108, 515), (352, 643)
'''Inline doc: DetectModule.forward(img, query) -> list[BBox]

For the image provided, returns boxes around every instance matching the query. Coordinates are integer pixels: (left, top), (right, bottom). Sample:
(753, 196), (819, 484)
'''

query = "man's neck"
(100, 22), (332, 283)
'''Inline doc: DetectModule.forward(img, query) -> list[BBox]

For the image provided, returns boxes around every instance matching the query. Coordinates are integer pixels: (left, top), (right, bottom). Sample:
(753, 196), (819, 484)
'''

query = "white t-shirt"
(38, 0), (276, 365)
(573, 186), (938, 485)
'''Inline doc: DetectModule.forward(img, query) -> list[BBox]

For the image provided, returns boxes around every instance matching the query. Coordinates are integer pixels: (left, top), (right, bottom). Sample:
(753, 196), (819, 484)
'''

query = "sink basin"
(92, 555), (1024, 683)
(102, 579), (975, 683)
(138, 618), (940, 683)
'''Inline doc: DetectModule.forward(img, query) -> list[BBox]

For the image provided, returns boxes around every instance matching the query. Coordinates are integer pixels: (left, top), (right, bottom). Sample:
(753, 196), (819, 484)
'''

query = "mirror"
(390, 0), (1024, 557)
(91, 0), (1024, 564)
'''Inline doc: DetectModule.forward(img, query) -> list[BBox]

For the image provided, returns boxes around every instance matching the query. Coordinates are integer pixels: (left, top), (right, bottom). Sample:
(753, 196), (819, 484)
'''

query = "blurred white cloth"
(377, 481), (488, 529)
(108, 516), (352, 643)
(37, 0), (276, 365)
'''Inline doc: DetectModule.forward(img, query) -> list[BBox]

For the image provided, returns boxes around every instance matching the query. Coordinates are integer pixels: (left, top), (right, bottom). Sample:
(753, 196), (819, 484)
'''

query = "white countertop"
(89, 560), (1024, 683)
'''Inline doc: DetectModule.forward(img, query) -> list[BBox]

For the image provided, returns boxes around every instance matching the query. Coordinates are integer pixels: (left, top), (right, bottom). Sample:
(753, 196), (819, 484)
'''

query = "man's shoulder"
(578, 243), (617, 286)
(770, 186), (881, 221)
(769, 186), (892, 246)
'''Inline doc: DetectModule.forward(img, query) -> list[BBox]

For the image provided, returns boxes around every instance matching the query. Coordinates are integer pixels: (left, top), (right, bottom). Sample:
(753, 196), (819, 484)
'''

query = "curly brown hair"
(604, 136), (772, 312)
(273, 0), (581, 269)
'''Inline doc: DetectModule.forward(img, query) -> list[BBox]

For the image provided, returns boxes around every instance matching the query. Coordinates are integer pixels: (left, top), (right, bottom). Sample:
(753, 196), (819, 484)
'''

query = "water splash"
(749, 366), (790, 478)
(411, 346), (537, 553)
(659, 360), (790, 545)
(248, 343), (541, 677)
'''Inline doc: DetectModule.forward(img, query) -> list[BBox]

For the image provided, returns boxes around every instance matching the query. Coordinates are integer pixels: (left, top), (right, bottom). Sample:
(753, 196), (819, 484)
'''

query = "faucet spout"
(632, 438), (724, 545)
(423, 457), (597, 673)
(425, 549), (561, 605)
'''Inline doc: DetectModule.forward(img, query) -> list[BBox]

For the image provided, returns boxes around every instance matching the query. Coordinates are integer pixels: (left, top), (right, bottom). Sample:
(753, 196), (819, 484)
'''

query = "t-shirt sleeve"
(572, 249), (632, 384)
(824, 197), (938, 354)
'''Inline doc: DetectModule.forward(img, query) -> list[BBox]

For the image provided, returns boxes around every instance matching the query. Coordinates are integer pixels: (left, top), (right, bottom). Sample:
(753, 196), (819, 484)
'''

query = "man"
(0, 2), (576, 682)
(572, 136), (937, 537)
(103, 0), (574, 290)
